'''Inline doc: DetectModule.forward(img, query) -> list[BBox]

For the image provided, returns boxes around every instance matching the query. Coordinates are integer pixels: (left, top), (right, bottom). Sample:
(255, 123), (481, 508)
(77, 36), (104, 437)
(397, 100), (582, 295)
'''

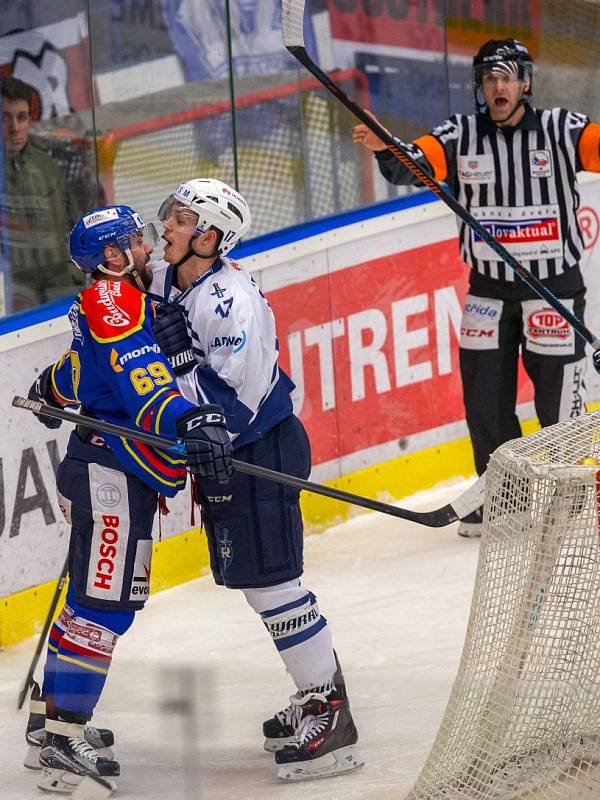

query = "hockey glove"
(176, 405), (233, 485)
(593, 349), (600, 375)
(153, 303), (195, 376)
(27, 365), (62, 429)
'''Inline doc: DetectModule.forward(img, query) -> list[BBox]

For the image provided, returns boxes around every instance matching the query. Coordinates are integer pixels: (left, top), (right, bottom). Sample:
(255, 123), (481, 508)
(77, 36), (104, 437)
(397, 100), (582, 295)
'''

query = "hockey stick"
(17, 556), (68, 710)
(13, 395), (484, 526)
(281, 0), (600, 354)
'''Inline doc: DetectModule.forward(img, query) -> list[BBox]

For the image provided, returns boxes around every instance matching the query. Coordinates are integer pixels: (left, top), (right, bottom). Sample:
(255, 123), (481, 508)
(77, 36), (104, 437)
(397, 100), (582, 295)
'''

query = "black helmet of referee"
(473, 39), (534, 114)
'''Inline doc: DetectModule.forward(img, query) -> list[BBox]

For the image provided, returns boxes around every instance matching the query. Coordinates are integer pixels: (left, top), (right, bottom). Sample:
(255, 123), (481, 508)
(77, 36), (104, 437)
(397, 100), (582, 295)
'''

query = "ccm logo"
(94, 515), (120, 591)
(186, 413), (223, 431)
(461, 328), (494, 337)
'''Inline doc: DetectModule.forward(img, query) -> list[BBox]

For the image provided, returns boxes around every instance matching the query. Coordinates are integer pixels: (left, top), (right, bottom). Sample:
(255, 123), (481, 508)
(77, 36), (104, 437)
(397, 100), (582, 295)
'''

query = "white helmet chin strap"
(173, 230), (220, 271)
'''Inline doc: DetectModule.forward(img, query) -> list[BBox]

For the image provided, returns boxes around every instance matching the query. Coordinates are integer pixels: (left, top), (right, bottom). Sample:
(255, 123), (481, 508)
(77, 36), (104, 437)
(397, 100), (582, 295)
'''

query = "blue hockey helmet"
(69, 205), (158, 276)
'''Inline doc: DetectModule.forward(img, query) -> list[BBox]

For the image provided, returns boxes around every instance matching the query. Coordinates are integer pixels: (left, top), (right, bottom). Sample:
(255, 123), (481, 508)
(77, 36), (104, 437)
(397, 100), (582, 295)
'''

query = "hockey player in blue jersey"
(24, 204), (232, 794)
(149, 178), (363, 781)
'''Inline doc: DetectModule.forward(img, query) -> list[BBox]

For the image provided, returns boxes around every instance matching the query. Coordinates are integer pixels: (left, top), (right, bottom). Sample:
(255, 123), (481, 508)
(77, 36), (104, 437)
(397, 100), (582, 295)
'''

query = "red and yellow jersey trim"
(50, 351), (78, 405)
(153, 392), (182, 434)
(121, 437), (187, 489)
(135, 386), (176, 432)
(80, 280), (146, 344)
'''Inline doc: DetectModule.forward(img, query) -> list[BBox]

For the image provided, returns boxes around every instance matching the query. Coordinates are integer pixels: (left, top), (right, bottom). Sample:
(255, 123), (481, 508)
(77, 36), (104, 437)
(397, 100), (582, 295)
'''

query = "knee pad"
(58, 598), (135, 669)
(243, 580), (327, 652)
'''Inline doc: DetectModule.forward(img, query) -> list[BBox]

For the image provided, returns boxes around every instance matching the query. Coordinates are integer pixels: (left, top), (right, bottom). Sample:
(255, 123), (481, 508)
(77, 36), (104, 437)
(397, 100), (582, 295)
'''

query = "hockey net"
(97, 70), (373, 240)
(407, 413), (600, 800)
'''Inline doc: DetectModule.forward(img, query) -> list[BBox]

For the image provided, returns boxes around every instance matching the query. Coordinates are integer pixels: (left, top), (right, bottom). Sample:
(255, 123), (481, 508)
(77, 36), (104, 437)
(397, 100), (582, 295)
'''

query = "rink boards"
(2, 176), (600, 647)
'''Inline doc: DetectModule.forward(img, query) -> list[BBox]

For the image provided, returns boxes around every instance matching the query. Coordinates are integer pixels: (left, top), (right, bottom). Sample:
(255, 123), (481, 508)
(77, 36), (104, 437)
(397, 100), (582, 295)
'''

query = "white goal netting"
(407, 412), (600, 800)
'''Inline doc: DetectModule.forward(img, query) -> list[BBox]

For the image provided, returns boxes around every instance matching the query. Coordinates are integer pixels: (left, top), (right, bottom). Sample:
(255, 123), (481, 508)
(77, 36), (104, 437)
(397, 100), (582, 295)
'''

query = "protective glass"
(157, 196), (200, 228)
(130, 221), (160, 250)
(103, 222), (161, 274)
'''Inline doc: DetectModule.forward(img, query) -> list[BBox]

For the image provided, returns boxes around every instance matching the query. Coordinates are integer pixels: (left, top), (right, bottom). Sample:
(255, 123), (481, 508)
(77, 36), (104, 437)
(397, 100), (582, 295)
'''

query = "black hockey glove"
(152, 303), (195, 376)
(27, 365), (62, 429)
(176, 405), (233, 485)
(593, 349), (600, 375)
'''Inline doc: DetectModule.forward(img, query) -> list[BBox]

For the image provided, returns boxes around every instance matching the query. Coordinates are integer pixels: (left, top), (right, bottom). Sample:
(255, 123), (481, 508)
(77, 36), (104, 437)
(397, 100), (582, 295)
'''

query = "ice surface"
(0, 480), (479, 800)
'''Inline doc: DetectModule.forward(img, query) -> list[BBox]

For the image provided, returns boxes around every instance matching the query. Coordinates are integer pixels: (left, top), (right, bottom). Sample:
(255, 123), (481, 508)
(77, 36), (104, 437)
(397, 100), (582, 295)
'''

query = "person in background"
(354, 39), (600, 537)
(1, 75), (82, 313)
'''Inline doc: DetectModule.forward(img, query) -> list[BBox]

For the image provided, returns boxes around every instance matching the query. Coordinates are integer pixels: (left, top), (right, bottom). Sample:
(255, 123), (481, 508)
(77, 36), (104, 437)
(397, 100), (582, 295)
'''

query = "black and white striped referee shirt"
(376, 104), (600, 283)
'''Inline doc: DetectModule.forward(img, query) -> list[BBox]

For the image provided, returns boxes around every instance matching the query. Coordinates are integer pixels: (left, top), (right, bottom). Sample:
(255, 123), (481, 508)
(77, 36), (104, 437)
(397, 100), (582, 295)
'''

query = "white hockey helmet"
(158, 178), (251, 256)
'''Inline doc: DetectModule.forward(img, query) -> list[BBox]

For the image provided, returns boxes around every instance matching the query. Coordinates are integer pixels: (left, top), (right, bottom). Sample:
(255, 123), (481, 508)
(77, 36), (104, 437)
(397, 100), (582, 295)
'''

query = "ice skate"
(263, 696), (309, 752)
(275, 674), (363, 781)
(24, 682), (114, 770)
(37, 719), (119, 795)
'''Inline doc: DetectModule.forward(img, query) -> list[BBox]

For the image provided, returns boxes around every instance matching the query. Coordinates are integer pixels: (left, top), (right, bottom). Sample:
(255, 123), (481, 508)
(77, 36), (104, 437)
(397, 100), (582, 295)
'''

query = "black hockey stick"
(13, 395), (485, 526)
(17, 556), (68, 710)
(281, 0), (600, 354)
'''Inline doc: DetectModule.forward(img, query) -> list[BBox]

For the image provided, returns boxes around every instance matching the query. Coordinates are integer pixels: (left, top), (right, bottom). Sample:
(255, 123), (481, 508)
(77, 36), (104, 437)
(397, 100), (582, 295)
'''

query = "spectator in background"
(1, 75), (83, 313)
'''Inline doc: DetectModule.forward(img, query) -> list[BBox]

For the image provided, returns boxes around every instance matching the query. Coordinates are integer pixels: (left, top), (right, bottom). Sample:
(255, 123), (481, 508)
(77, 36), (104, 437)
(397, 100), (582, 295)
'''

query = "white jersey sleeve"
(149, 257), (294, 445)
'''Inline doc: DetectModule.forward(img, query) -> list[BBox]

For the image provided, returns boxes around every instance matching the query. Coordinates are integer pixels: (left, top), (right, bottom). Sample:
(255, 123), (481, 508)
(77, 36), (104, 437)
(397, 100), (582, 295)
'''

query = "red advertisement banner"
(326, 0), (540, 57)
(270, 236), (536, 467)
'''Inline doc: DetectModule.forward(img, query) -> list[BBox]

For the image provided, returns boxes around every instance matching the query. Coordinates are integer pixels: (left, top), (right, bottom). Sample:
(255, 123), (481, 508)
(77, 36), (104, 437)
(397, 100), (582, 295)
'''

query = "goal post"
(407, 412), (600, 800)
(96, 69), (374, 239)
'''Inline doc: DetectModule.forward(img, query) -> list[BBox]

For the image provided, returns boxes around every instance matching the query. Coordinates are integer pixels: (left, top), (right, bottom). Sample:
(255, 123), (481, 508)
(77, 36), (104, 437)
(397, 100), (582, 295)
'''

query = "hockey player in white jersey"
(148, 178), (363, 781)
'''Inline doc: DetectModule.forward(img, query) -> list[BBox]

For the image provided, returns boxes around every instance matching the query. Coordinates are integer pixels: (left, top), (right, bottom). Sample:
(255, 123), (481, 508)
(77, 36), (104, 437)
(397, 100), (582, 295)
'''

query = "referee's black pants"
(459, 270), (587, 476)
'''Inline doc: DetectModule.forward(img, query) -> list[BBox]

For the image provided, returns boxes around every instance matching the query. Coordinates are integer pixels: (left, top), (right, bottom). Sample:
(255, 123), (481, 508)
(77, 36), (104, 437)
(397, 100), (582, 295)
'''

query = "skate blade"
(72, 775), (117, 799)
(37, 767), (117, 796)
(23, 743), (42, 770)
(277, 745), (364, 781)
(264, 735), (295, 753)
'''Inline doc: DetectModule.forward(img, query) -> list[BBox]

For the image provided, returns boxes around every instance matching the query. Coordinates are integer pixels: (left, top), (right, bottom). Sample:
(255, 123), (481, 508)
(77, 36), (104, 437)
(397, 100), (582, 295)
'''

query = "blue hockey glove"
(153, 303), (195, 376)
(28, 365), (62, 429)
(176, 405), (233, 485)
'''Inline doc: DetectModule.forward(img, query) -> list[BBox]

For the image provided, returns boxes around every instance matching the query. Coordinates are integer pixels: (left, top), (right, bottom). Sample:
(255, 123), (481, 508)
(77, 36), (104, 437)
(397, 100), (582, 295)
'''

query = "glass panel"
(223, 0), (373, 236)
(0, 0), (96, 316)
(88, 0), (234, 249)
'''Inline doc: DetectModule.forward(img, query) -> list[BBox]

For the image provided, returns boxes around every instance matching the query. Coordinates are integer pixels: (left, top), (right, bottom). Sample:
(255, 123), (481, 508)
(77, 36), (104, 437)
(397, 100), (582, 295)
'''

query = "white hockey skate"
(25, 682), (114, 770)
(37, 719), (118, 795)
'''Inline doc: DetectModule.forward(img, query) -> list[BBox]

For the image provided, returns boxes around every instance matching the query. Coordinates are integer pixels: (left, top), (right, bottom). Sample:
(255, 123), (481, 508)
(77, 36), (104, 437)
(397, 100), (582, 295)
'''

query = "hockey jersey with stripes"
(377, 105), (600, 283)
(49, 279), (195, 495)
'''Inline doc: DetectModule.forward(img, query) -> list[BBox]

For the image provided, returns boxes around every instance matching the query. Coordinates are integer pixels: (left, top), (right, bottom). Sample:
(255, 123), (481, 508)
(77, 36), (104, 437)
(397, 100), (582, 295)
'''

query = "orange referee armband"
(412, 134), (448, 182)
(578, 123), (600, 172)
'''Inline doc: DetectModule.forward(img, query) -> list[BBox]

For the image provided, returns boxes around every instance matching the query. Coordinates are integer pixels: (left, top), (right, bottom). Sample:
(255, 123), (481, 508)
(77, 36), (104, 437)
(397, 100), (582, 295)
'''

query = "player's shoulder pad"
(80, 280), (147, 343)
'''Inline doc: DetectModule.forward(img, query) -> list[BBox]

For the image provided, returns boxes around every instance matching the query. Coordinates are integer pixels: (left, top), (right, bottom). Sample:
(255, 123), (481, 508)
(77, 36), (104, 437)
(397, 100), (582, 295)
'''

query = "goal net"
(407, 413), (600, 800)
(97, 70), (373, 240)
